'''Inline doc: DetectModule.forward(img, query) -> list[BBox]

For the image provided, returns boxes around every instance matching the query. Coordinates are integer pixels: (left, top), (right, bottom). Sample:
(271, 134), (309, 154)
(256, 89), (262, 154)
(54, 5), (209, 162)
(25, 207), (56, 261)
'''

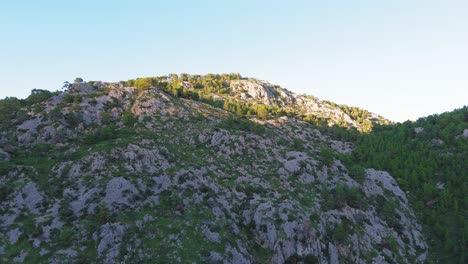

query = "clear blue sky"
(1, 0), (467, 122)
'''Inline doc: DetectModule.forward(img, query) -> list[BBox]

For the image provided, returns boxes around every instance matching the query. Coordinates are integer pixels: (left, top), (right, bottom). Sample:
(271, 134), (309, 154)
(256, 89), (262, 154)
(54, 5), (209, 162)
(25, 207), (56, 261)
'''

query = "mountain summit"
(1, 74), (462, 263)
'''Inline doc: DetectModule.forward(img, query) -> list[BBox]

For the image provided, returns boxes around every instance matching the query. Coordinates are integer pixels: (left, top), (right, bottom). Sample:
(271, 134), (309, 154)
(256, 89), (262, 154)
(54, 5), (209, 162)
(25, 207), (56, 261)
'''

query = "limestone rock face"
(231, 80), (279, 105)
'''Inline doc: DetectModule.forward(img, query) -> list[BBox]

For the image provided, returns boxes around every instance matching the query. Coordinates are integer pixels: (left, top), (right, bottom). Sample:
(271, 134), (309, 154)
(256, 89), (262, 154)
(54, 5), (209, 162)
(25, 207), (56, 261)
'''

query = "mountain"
(0, 73), (463, 263)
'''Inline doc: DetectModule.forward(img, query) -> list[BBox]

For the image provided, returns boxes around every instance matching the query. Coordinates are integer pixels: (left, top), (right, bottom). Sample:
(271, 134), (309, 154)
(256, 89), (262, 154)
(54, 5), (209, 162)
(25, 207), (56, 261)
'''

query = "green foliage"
(64, 112), (83, 127)
(122, 111), (137, 126)
(386, 235), (399, 251)
(335, 184), (367, 210)
(26, 89), (57, 105)
(0, 97), (24, 125)
(322, 184), (367, 211)
(217, 117), (266, 134)
(0, 161), (12, 179)
(348, 164), (366, 184)
(354, 106), (468, 263)
(333, 223), (348, 243)
(292, 138), (305, 151)
(73, 94), (82, 104)
(337, 103), (389, 131)
(102, 112), (111, 125)
(81, 125), (117, 145)
(319, 147), (334, 167)
(303, 255), (319, 264)
(0, 181), (13, 201)
(64, 93), (74, 103)
(135, 78), (152, 91)
(48, 106), (63, 122)
(256, 104), (269, 120)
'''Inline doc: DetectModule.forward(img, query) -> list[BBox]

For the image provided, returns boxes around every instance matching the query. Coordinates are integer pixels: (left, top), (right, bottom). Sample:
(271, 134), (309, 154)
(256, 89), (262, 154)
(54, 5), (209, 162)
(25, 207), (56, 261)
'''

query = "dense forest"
(352, 106), (468, 263)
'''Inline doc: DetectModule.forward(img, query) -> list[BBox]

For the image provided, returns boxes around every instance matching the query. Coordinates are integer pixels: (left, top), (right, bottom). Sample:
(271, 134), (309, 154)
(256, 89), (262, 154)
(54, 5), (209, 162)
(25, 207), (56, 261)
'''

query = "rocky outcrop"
(231, 80), (280, 105)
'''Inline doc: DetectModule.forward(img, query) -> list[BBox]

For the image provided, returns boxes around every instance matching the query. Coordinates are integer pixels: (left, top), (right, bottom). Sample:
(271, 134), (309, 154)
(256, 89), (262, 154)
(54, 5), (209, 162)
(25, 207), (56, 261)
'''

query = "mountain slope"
(351, 106), (468, 263)
(0, 75), (427, 263)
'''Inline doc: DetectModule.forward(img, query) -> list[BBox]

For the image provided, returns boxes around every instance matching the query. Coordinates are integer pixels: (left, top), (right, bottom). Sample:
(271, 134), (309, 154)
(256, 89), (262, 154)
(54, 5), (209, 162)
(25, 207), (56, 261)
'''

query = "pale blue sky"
(1, 0), (467, 122)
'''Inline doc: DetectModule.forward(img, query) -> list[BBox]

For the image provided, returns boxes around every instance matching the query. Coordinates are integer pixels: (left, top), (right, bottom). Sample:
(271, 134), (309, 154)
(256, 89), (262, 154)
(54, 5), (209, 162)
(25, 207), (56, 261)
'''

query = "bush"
(348, 165), (366, 183)
(135, 78), (154, 91)
(325, 184), (368, 210)
(26, 89), (56, 105)
(82, 125), (117, 145)
(292, 138), (305, 151)
(320, 147), (334, 167)
(122, 111), (137, 126)
(48, 107), (63, 122)
(333, 223), (348, 243)
(64, 93), (74, 103)
(256, 105), (269, 120)
(217, 117), (265, 134)
(0, 97), (24, 125)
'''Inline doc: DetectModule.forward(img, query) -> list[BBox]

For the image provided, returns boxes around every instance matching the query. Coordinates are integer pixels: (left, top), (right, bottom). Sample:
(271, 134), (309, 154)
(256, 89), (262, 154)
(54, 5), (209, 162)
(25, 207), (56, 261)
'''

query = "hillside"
(0, 74), (461, 263)
(351, 107), (468, 263)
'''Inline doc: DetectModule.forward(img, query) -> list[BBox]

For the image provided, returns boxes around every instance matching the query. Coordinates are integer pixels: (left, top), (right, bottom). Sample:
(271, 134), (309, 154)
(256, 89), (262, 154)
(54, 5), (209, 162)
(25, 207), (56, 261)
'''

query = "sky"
(0, 0), (467, 122)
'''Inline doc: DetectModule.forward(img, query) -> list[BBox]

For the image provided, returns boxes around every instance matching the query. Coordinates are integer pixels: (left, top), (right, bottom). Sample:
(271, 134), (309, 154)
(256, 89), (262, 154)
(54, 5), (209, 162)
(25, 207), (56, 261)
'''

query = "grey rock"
(202, 225), (221, 243)
(103, 177), (138, 211)
(328, 242), (339, 264)
(17, 118), (42, 132)
(70, 187), (100, 216)
(207, 251), (223, 264)
(463, 128), (468, 138)
(7, 228), (22, 245)
(227, 245), (251, 264)
(364, 169), (408, 204)
(211, 129), (230, 146)
(231, 80), (278, 105)
(431, 138), (444, 146)
(152, 175), (172, 194)
(97, 223), (126, 263)
(436, 182), (445, 190)
(56, 248), (78, 258)
(13, 251), (27, 263)
(15, 182), (44, 214)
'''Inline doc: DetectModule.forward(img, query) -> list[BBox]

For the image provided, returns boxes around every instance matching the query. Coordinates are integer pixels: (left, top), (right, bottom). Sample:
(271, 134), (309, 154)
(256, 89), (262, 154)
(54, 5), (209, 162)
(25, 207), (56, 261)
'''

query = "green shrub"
(320, 147), (334, 167)
(256, 105), (269, 120)
(102, 112), (111, 125)
(292, 138), (305, 151)
(64, 93), (74, 103)
(217, 117), (265, 134)
(26, 89), (57, 105)
(0, 97), (24, 125)
(82, 125), (117, 145)
(122, 111), (137, 126)
(348, 165), (366, 183)
(333, 223), (348, 243)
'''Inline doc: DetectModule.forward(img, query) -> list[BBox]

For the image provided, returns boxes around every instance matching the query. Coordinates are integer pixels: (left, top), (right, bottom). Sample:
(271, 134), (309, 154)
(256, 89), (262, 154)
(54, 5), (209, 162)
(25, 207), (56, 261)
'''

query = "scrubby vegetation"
(0, 74), (464, 263)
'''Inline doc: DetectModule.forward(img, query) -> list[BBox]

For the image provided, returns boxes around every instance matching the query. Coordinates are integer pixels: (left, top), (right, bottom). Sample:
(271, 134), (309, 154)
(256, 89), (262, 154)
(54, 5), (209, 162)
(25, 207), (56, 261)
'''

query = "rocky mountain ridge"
(0, 75), (427, 263)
